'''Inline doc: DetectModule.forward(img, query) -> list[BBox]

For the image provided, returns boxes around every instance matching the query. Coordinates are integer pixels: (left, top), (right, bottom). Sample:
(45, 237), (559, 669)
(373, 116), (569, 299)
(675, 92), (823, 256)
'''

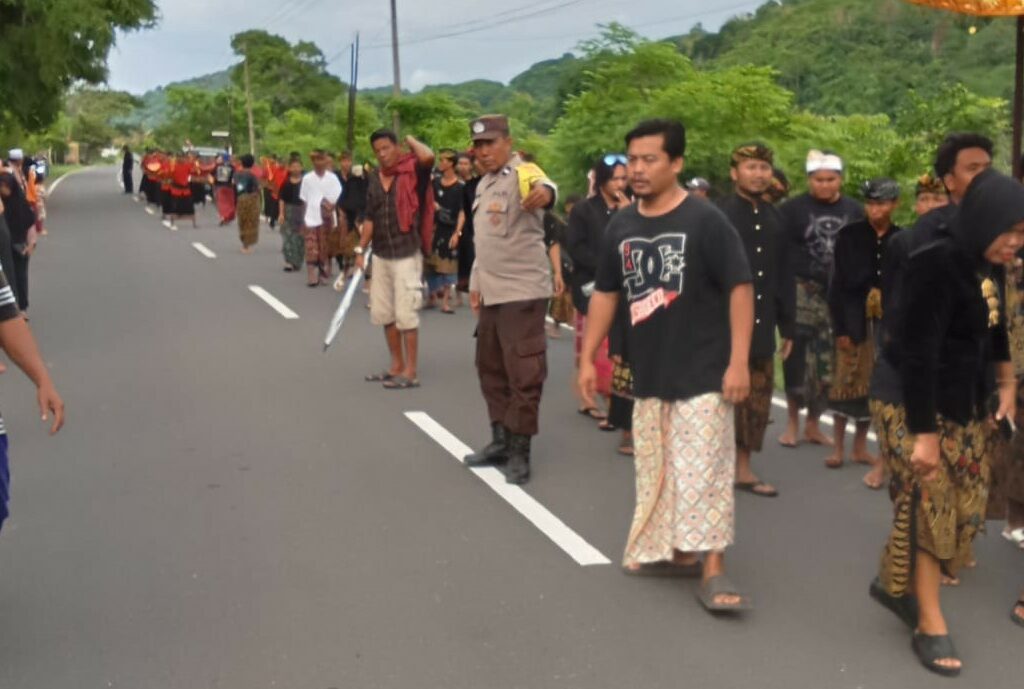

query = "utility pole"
(346, 32), (360, 153)
(243, 48), (257, 156)
(389, 0), (402, 133)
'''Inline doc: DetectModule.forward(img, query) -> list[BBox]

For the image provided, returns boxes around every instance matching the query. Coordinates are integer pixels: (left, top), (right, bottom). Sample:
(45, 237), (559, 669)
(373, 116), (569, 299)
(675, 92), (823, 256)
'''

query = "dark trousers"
(122, 169), (133, 194)
(476, 298), (548, 436)
(11, 251), (29, 311)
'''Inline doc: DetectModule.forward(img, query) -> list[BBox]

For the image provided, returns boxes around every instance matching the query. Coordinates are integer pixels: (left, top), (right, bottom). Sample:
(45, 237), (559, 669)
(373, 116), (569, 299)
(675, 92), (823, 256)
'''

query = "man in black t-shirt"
(580, 119), (754, 614)
(778, 151), (863, 450)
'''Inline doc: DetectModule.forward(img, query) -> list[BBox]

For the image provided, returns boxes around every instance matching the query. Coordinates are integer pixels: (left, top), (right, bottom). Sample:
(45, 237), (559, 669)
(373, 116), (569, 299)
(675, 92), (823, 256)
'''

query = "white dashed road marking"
(248, 285), (299, 320)
(192, 242), (217, 259)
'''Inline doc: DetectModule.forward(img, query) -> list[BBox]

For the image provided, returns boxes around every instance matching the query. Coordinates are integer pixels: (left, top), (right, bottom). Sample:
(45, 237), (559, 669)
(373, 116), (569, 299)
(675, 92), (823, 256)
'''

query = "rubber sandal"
(597, 420), (617, 432)
(1011, 600), (1024, 628)
(365, 372), (395, 382)
(578, 407), (607, 420)
(623, 560), (702, 578)
(869, 578), (918, 629)
(778, 438), (798, 448)
(1002, 526), (1024, 547)
(383, 376), (420, 390)
(911, 633), (961, 677)
(617, 442), (634, 456)
(440, 308), (455, 314)
(696, 574), (752, 613)
(735, 481), (778, 498)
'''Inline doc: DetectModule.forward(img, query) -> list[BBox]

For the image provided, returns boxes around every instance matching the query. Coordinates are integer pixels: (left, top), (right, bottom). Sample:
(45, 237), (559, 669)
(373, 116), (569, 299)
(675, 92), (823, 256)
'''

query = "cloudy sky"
(106, 0), (767, 95)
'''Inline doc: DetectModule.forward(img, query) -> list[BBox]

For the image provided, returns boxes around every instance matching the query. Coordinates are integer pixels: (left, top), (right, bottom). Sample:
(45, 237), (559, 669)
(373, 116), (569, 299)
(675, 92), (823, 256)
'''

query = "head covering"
(7, 149), (24, 161)
(915, 173), (946, 197)
(862, 177), (900, 202)
(951, 169), (1024, 263)
(470, 114), (510, 143)
(731, 142), (774, 166)
(806, 149), (843, 175)
(686, 177), (711, 192)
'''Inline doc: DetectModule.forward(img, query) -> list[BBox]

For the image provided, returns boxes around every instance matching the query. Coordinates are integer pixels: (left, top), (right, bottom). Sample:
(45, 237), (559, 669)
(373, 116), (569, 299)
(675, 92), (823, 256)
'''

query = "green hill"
(130, 70), (232, 130)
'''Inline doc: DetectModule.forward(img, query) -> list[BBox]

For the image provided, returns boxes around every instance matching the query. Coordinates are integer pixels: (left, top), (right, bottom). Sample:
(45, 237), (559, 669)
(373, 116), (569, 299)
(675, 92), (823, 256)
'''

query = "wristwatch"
(354, 246), (364, 255)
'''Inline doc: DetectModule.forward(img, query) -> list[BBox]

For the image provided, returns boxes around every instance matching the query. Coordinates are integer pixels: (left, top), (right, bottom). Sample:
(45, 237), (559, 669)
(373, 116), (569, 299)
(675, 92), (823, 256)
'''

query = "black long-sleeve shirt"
(718, 192), (795, 359)
(566, 194), (616, 314)
(829, 219), (901, 344)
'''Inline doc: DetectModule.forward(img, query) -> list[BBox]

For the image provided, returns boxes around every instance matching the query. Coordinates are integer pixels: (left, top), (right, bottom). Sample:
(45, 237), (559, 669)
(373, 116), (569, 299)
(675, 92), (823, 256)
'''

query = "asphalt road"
(0, 167), (1021, 689)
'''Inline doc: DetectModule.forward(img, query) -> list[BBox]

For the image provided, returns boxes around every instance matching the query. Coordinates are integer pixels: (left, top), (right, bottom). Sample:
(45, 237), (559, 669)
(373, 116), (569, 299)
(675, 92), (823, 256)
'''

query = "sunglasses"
(603, 153), (627, 166)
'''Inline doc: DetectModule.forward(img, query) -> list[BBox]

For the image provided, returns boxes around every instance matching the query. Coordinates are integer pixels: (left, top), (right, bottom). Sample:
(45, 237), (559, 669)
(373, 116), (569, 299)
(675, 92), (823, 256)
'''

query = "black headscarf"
(951, 168), (1024, 266)
(0, 172), (36, 244)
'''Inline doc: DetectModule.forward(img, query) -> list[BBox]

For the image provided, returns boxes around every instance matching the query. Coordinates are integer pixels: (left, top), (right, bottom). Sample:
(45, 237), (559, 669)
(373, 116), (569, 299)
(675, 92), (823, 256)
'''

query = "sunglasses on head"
(603, 153), (627, 167)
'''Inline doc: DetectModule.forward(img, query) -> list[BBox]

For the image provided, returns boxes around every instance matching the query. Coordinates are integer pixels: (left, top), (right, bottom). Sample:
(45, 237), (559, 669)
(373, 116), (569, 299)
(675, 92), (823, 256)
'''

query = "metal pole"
(1014, 16), (1023, 180)
(390, 0), (402, 133)
(346, 32), (359, 153)
(243, 50), (257, 156)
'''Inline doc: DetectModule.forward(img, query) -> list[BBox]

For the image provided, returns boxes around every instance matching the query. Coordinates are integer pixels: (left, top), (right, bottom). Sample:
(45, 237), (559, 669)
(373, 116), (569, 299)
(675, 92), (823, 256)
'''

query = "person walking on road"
(580, 119), (755, 613)
(234, 154), (261, 255)
(718, 142), (795, 498)
(121, 145), (134, 195)
(301, 150), (343, 286)
(277, 155), (305, 272)
(355, 130), (434, 389)
(462, 115), (558, 485)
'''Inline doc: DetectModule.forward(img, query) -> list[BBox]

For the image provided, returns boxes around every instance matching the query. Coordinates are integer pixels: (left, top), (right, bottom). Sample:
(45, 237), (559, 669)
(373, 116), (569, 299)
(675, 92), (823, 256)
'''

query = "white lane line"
(405, 411), (612, 567)
(248, 285), (299, 320)
(771, 395), (877, 442)
(192, 242), (217, 259)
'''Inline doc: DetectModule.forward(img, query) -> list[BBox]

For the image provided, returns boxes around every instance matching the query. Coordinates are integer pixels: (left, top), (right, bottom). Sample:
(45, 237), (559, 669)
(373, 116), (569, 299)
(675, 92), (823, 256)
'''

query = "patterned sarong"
(872, 400), (990, 597)
(236, 192), (260, 248)
(829, 334), (874, 420)
(787, 279), (832, 416)
(624, 394), (735, 565)
(735, 358), (775, 452)
(281, 204), (305, 269)
(216, 186), (236, 223)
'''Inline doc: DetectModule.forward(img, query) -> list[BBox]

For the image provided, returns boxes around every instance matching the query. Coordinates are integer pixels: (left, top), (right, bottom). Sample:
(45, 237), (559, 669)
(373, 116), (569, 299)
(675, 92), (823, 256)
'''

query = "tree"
(0, 0), (157, 130)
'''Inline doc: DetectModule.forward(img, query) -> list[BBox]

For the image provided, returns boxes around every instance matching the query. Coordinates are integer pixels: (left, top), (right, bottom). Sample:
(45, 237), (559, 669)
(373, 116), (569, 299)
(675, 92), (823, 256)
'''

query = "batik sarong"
(236, 192), (260, 248)
(608, 361), (634, 431)
(783, 279), (832, 416)
(829, 333), (874, 420)
(871, 400), (990, 597)
(986, 377), (1024, 520)
(281, 204), (305, 269)
(304, 213), (337, 278)
(735, 357), (775, 453)
(624, 394), (736, 565)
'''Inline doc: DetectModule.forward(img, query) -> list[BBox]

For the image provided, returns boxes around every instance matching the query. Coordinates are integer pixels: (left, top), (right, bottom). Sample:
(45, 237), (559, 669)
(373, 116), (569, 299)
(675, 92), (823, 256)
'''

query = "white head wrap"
(8, 148), (24, 161)
(805, 149), (843, 174)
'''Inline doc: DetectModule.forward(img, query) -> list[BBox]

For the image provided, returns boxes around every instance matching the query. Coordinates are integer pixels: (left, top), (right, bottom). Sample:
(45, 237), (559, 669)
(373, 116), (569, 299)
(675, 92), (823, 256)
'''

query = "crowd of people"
(115, 115), (1024, 676)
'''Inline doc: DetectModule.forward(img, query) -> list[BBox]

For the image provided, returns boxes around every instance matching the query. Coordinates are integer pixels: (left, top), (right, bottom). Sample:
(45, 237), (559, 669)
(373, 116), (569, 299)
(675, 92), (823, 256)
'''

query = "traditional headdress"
(915, 173), (946, 197)
(731, 142), (774, 166)
(806, 149), (843, 174)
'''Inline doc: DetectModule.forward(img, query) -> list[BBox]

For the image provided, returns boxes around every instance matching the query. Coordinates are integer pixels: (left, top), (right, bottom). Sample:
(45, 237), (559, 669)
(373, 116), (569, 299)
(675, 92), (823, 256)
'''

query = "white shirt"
(299, 170), (343, 227)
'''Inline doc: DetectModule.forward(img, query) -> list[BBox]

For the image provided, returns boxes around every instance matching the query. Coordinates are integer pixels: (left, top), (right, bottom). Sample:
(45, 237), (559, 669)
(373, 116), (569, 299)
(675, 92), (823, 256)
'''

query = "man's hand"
(355, 254), (365, 272)
(522, 184), (553, 211)
(910, 433), (940, 482)
(995, 379), (1017, 427)
(722, 362), (751, 404)
(578, 360), (598, 410)
(470, 290), (481, 316)
(448, 233), (461, 250)
(836, 335), (853, 352)
(778, 338), (793, 361)
(37, 382), (64, 435)
(553, 271), (565, 298)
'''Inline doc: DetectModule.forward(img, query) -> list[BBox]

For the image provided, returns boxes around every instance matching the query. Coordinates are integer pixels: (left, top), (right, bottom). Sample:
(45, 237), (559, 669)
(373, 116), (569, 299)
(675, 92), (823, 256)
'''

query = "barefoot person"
(869, 169), (1021, 677)
(462, 115), (558, 485)
(581, 119), (754, 613)
(718, 142), (795, 498)
(355, 131), (434, 389)
(827, 178), (901, 485)
(778, 151), (863, 448)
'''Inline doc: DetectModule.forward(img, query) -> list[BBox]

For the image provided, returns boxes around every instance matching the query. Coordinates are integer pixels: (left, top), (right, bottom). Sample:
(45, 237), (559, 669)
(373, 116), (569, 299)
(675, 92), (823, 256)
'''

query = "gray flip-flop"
(383, 376), (420, 390)
(696, 574), (752, 612)
(622, 561), (703, 578)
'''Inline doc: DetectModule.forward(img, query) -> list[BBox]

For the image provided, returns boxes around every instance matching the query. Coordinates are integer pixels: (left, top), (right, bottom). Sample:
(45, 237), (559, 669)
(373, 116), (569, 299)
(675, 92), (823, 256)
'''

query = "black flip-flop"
(1011, 599), (1024, 628)
(578, 407), (607, 421)
(912, 633), (961, 677)
(869, 578), (919, 629)
(365, 371), (395, 382)
(440, 308), (455, 315)
(383, 376), (420, 390)
(597, 420), (617, 432)
(623, 560), (702, 578)
(696, 574), (752, 613)
(735, 481), (779, 498)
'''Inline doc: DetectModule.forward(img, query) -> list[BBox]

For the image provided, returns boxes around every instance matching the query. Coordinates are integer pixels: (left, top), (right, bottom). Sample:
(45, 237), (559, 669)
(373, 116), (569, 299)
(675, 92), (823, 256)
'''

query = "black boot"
(504, 434), (531, 485)
(464, 423), (509, 466)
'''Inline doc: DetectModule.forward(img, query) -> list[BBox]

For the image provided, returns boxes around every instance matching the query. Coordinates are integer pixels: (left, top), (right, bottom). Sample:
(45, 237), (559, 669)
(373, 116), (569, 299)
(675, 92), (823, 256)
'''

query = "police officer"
(464, 115), (558, 485)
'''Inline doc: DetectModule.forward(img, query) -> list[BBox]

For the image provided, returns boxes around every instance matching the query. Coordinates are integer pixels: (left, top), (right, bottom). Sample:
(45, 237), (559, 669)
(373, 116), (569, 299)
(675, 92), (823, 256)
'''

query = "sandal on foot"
(735, 481), (778, 498)
(617, 442), (634, 457)
(623, 560), (702, 578)
(364, 371), (395, 382)
(1011, 600), (1024, 628)
(383, 376), (420, 390)
(869, 578), (919, 629)
(911, 633), (961, 677)
(597, 420), (617, 432)
(578, 407), (607, 420)
(696, 575), (752, 613)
